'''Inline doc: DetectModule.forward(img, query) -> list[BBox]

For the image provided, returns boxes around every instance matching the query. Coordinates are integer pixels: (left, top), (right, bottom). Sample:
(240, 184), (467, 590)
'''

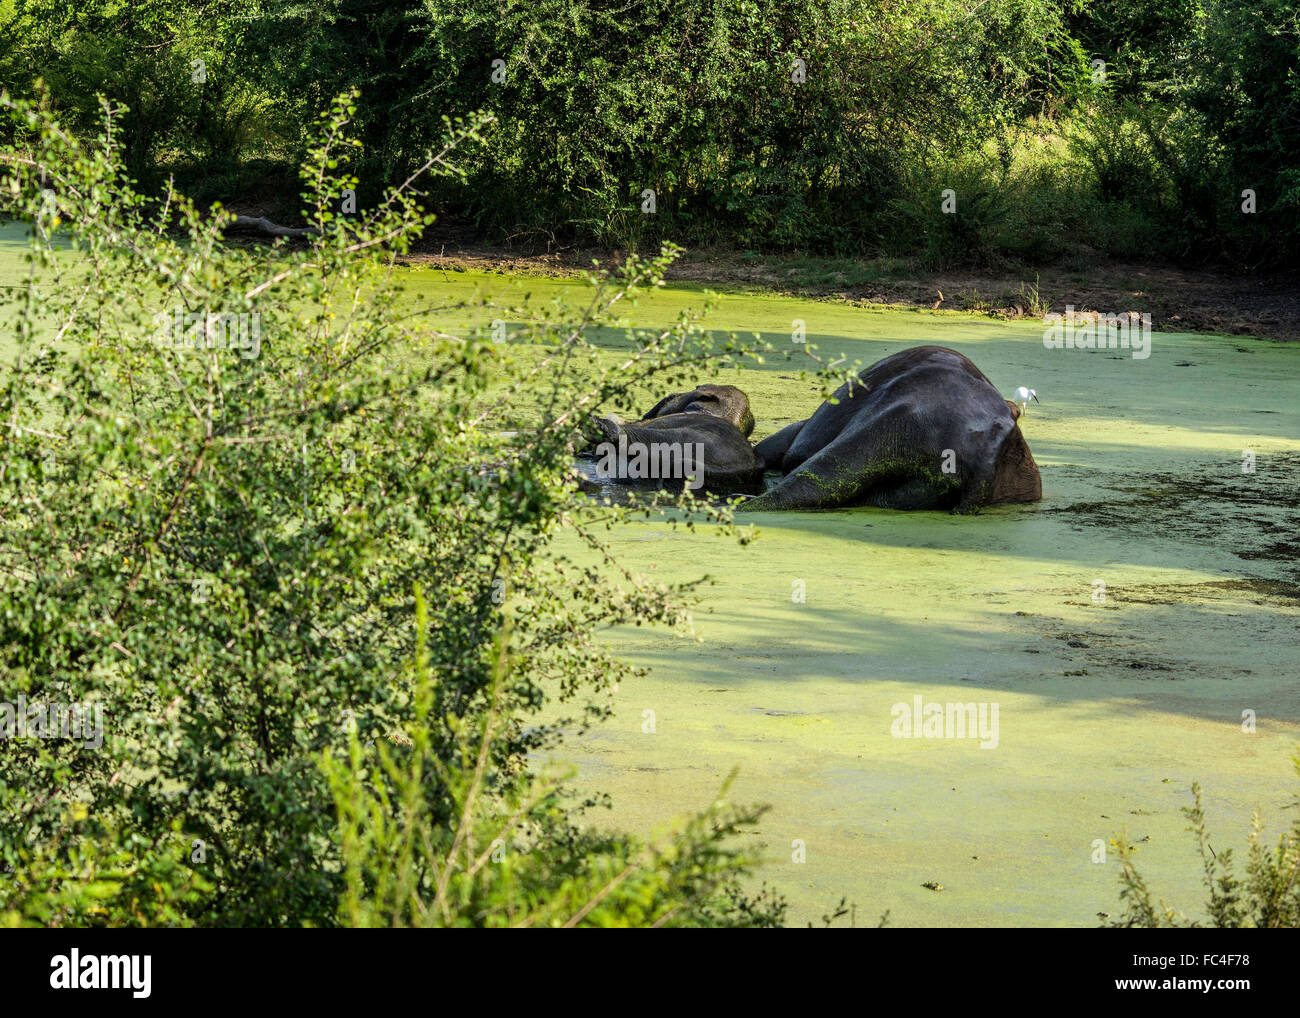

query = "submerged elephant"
(640, 383), (756, 437)
(582, 384), (764, 495)
(742, 346), (1041, 512)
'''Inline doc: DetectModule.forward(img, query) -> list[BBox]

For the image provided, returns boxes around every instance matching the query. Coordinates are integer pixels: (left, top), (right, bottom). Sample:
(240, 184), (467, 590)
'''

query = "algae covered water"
(3, 223), (1297, 926)
(399, 257), (1300, 926)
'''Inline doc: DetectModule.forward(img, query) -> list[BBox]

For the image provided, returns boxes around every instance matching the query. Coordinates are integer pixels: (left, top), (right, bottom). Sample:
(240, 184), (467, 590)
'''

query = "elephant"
(580, 384), (764, 496)
(741, 345), (1041, 512)
(639, 383), (756, 438)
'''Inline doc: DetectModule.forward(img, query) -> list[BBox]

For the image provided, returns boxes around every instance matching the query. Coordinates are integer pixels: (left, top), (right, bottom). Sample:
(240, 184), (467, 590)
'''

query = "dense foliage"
(0, 0), (1295, 266)
(0, 91), (791, 926)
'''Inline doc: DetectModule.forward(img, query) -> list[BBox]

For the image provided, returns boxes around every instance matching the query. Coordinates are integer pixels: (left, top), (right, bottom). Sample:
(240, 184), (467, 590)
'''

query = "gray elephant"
(640, 384), (756, 437)
(581, 384), (764, 496)
(741, 346), (1041, 512)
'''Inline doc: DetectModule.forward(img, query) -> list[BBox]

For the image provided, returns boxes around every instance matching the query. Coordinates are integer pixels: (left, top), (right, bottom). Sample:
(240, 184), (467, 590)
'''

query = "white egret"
(1013, 386), (1039, 415)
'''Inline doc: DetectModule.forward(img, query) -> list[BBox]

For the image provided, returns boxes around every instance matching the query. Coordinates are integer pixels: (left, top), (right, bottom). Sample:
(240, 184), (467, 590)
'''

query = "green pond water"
(3, 222), (1298, 926)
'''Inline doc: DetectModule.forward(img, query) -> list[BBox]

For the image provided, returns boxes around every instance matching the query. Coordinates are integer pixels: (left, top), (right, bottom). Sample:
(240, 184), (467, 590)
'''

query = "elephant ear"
(643, 392), (681, 420)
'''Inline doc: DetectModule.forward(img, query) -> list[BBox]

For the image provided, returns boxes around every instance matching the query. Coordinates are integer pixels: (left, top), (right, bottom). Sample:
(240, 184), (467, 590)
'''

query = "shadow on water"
(614, 590), (1300, 726)
(735, 448), (1300, 580)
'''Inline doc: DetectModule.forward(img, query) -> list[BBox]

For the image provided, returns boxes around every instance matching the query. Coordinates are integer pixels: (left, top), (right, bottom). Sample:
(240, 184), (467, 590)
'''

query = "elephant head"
(640, 384), (755, 437)
(579, 384), (763, 497)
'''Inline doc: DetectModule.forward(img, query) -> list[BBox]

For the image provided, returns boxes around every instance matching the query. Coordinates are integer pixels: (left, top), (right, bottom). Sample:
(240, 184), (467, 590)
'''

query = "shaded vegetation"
(1, 0), (1296, 267)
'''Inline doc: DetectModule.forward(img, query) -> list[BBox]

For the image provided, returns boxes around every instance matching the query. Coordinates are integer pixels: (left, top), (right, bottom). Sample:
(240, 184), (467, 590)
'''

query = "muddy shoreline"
(395, 232), (1300, 343)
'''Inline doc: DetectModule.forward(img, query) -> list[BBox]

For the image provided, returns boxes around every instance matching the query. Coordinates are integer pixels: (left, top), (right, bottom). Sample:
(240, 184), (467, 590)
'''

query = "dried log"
(225, 215), (318, 239)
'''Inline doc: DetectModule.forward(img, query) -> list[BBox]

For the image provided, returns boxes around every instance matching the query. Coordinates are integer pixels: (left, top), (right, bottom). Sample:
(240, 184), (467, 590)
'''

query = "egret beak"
(1031, 393), (1040, 403)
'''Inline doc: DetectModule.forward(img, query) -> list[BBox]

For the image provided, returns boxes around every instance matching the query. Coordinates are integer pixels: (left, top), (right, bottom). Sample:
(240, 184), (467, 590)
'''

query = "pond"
(4, 221), (1298, 926)
(399, 256), (1300, 925)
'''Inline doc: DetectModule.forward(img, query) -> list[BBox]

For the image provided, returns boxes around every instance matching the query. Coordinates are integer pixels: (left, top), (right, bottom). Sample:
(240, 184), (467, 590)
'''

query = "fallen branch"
(225, 215), (318, 239)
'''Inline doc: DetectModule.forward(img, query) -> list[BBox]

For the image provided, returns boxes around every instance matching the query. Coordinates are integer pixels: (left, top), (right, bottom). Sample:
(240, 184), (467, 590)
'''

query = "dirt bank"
(399, 235), (1300, 343)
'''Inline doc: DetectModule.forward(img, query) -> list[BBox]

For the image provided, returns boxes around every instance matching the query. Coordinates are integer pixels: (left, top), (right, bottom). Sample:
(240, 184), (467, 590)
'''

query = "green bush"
(1108, 754), (1300, 928)
(0, 1), (273, 191)
(0, 89), (790, 926)
(322, 591), (785, 927)
(5, 0), (1295, 266)
(239, 0), (1076, 253)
